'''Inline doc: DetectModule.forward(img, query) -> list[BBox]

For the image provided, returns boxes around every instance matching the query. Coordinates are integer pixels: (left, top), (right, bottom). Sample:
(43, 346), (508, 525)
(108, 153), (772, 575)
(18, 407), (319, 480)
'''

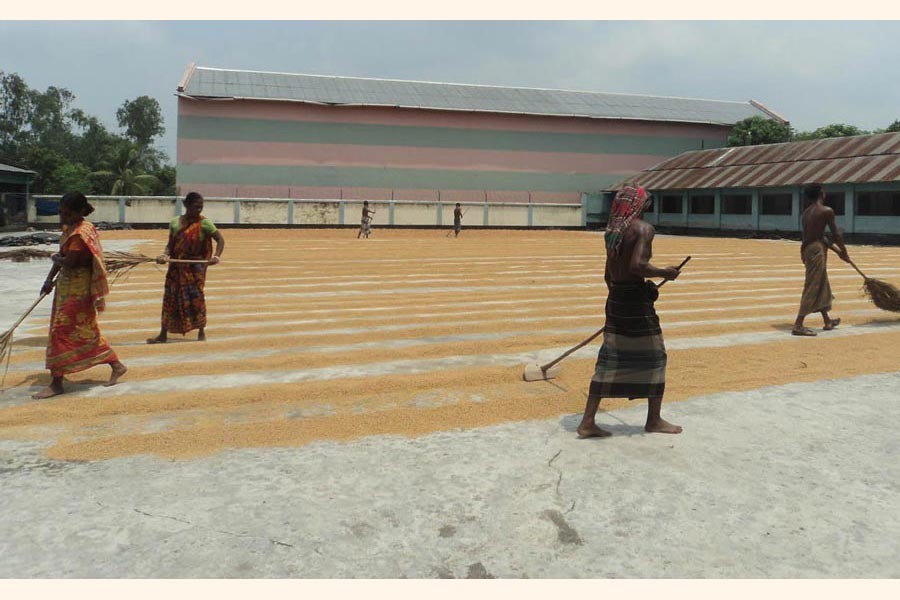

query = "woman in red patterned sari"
(147, 192), (224, 344)
(33, 193), (127, 399)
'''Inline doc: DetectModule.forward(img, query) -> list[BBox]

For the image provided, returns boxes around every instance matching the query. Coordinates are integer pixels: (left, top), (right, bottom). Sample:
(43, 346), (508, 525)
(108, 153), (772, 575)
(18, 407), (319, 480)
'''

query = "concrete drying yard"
(1, 229), (898, 577)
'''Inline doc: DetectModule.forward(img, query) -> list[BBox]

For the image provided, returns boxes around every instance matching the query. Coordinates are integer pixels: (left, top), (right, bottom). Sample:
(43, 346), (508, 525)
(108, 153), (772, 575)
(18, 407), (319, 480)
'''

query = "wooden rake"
(522, 255), (691, 382)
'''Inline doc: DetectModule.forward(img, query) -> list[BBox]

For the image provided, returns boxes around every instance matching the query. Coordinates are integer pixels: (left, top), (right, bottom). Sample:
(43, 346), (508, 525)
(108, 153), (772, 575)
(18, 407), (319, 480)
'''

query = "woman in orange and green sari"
(147, 192), (224, 344)
(33, 192), (127, 399)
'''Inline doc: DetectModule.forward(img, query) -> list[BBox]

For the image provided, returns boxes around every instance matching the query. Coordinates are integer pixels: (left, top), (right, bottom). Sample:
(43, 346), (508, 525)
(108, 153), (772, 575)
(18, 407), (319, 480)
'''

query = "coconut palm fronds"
(1, 292), (51, 391)
(828, 244), (900, 313)
(0, 248), (54, 261)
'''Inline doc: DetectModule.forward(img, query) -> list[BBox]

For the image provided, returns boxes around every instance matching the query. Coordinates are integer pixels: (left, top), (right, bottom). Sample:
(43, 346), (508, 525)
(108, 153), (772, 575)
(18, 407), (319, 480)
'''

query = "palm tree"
(91, 142), (159, 196)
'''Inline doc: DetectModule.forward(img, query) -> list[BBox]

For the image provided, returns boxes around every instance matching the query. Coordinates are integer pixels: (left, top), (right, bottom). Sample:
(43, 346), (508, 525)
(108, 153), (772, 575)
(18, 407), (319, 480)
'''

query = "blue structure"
(613, 132), (900, 237)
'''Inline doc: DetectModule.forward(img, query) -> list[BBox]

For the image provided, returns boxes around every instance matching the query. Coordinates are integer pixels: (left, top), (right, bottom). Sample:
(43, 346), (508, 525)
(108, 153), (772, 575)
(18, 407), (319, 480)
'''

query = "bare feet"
(105, 362), (127, 387)
(146, 335), (167, 344)
(32, 383), (64, 399)
(791, 326), (817, 337)
(824, 317), (841, 331)
(645, 418), (683, 434)
(576, 423), (612, 439)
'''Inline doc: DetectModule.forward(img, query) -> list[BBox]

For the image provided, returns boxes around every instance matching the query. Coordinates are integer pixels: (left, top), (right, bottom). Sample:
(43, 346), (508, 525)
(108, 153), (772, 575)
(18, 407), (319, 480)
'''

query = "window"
(761, 193), (792, 215)
(824, 191), (845, 216)
(690, 195), (715, 215)
(856, 191), (900, 216)
(660, 194), (683, 214)
(721, 194), (752, 215)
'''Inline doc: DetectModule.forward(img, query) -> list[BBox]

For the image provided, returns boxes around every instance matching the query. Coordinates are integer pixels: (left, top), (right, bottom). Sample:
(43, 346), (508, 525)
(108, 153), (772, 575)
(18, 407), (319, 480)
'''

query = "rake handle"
(538, 255), (691, 372)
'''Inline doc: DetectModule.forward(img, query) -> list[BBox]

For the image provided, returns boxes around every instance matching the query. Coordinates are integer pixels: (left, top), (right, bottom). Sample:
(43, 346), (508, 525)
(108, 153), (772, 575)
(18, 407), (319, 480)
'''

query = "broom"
(1, 283), (54, 390)
(827, 244), (900, 312)
(523, 255), (691, 382)
(103, 251), (212, 283)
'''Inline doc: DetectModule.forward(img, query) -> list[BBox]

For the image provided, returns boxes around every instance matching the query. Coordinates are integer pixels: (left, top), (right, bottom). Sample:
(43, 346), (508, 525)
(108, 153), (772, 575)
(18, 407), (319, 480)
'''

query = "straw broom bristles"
(829, 244), (900, 313)
(102, 251), (159, 282)
(1, 248), (210, 281)
(103, 251), (211, 282)
(0, 290), (51, 391)
(861, 277), (900, 312)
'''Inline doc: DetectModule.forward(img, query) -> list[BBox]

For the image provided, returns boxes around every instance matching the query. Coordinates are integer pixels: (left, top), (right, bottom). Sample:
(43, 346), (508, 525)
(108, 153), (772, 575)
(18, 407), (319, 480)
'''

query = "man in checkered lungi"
(577, 186), (683, 439)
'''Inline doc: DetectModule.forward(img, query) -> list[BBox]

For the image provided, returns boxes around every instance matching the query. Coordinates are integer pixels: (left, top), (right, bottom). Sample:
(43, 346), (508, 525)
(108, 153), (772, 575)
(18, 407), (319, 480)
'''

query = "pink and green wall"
(176, 97), (733, 204)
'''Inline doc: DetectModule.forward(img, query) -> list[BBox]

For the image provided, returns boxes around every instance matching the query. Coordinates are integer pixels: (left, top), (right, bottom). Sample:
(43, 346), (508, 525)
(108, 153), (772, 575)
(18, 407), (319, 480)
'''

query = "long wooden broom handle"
(825, 243), (867, 279)
(166, 258), (213, 264)
(539, 255), (691, 372)
(5, 291), (50, 335)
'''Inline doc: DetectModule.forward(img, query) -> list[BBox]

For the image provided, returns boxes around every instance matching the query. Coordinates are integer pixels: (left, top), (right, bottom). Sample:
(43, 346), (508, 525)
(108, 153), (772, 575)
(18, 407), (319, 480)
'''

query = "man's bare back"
(801, 202), (837, 247)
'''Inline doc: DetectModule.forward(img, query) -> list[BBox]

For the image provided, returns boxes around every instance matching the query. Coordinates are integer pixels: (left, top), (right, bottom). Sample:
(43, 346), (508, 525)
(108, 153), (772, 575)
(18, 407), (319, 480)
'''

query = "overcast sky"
(1, 21), (899, 162)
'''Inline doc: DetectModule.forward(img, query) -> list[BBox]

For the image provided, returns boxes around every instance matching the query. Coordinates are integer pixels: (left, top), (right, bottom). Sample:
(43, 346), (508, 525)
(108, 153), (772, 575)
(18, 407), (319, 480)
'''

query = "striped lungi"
(798, 240), (833, 316)
(588, 281), (667, 400)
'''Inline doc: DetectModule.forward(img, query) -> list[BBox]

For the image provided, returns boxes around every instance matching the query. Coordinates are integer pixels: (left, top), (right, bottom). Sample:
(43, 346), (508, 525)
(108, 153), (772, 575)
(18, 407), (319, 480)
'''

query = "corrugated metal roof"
(0, 163), (37, 175)
(178, 65), (779, 126)
(617, 132), (900, 190)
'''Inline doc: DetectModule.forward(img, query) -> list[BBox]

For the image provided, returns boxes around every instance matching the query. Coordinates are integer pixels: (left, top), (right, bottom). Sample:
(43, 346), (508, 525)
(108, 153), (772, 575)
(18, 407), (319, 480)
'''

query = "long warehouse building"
(175, 64), (784, 226)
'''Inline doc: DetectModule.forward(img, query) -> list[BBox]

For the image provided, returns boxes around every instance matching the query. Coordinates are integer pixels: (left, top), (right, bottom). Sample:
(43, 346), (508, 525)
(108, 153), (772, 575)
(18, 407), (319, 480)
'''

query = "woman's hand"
(209, 256), (221, 265)
(156, 254), (169, 264)
(50, 253), (63, 265)
(40, 280), (55, 296)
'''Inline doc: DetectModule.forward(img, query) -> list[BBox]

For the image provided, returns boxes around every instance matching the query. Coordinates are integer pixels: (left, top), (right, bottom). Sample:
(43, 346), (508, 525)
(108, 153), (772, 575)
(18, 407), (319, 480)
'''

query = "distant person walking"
(358, 201), (375, 239)
(792, 183), (851, 336)
(453, 203), (464, 237)
(577, 186), (682, 439)
(33, 192), (127, 399)
(147, 192), (224, 344)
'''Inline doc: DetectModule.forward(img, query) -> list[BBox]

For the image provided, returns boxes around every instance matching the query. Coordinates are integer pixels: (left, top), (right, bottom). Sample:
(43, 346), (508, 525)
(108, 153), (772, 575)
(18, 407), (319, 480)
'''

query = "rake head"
(523, 362), (562, 382)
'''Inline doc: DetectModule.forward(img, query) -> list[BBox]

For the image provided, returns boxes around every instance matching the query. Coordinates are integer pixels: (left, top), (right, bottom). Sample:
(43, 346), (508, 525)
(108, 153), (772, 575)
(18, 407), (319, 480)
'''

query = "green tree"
(0, 71), (34, 155)
(91, 141), (160, 195)
(116, 96), (165, 148)
(70, 110), (120, 172)
(793, 123), (868, 141)
(29, 85), (77, 154)
(149, 164), (177, 195)
(1, 71), (174, 195)
(54, 162), (93, 194)
(728, 116), (792, 147)
(885, 120), (900, 133)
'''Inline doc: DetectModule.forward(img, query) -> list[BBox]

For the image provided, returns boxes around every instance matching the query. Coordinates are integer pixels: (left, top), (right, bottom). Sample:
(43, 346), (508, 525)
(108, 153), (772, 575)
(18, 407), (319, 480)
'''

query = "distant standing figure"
(147, 192), (224, 344)
(792, 183), (851, 336)
(33, 192), (127, 399)
(453, 203), (463, 237)
(358, 201), (375, 239)
(577, 186), (682, 439)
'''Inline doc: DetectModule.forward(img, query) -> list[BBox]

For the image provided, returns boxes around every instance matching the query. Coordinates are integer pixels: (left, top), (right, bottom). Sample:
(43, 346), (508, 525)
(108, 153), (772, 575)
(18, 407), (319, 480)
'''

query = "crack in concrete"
(131, 507), (192, 525)
(548, 449), (564, 498)
(96, 500), (295, 549)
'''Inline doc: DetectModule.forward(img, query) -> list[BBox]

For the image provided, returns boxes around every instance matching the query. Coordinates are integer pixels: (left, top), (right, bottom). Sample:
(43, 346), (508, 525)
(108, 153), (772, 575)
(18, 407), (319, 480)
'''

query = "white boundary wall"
(28, 196), (583, 228)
